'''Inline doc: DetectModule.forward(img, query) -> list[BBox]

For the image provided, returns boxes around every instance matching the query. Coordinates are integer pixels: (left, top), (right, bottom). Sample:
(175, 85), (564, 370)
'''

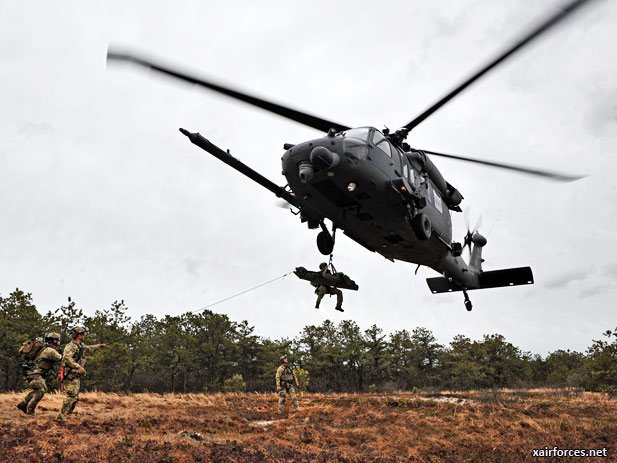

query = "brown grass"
(1, 389), (615, 462)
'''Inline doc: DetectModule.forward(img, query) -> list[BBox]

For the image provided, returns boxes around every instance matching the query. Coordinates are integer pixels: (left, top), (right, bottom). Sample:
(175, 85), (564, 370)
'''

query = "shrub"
(223, 374), (246, 393)
(294, 367), (309, 393)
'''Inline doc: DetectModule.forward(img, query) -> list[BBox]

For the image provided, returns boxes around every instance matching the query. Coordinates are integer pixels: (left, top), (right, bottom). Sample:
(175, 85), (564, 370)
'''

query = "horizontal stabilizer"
(427, 266), (533, 294)
(294, 267), (359, 291)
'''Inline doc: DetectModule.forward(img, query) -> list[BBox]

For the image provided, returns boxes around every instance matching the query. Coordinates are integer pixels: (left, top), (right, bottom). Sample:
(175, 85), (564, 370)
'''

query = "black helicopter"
(108, 0), (592, 311)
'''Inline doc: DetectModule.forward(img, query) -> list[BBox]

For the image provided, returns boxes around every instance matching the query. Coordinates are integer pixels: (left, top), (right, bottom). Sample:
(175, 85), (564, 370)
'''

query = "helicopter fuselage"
(281, 127), (476, 287)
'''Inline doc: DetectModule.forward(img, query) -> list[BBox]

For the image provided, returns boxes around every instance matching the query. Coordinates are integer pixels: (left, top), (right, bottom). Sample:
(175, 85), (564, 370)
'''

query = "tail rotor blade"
(464, 208), (471, 231)
(474, 215), (483, 233)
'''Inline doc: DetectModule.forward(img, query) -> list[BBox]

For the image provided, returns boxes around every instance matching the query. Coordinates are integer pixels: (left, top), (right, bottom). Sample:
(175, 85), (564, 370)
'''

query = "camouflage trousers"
(278, 384), (299, 412)
(19, 375), (48, 414)
(58, 377), (81, 416)
(315, 285), (343, 309)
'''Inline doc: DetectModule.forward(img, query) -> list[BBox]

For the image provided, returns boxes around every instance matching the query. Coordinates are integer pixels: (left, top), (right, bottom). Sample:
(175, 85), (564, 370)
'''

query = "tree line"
(1, 289), (615, 395)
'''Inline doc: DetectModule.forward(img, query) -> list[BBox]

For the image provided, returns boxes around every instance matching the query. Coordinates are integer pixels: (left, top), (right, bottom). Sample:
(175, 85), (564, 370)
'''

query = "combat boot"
(335, 306), (344, 312)
(16, 402), (27, 414)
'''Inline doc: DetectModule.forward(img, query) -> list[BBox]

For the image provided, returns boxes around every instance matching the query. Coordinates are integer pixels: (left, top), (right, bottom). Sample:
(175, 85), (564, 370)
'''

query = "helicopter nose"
(310, 146), (340, 172)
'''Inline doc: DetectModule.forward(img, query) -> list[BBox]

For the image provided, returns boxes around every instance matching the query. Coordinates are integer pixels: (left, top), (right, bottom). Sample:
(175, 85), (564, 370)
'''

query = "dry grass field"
(1, 389), (615, 462)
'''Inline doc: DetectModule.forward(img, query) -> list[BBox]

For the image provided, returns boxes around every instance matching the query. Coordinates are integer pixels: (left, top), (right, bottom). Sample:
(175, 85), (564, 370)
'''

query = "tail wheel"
(317, 231), (334, 255)
(413, 213), (432, 240)
(463, 289), (473, 311)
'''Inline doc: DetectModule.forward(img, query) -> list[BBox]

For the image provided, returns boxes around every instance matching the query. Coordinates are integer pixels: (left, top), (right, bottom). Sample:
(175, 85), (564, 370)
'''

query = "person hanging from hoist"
(313, 261), (344, 312)
(294, 258), (359, 312)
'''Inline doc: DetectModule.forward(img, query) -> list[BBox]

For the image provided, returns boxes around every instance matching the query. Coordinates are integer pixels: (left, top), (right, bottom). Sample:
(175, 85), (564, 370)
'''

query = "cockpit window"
(372, 130), (392, 157)
(342, 128), (370, 141)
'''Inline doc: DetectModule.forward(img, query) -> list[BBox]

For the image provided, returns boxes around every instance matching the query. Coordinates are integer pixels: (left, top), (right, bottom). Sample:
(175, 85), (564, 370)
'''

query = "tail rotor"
(463, 209), (482, 257)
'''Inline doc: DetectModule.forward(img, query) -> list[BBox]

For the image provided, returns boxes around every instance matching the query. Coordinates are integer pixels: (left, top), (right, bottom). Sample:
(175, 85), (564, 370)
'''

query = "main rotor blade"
(421, 149), (584, 182)
(402, 0), (597, 133)
(107, 49), (350, 133)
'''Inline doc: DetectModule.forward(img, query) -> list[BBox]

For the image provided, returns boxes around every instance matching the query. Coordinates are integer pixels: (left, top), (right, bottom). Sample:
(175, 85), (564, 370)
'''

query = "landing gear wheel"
(317, 231), (334, 255)
(413, 213), (432, 240)
(463, 289), (472, 311)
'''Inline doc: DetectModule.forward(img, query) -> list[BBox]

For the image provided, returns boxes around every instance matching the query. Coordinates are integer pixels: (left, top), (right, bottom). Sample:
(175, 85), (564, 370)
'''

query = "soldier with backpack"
(16, 333), (62, 415)
(56, 326), (106, 420)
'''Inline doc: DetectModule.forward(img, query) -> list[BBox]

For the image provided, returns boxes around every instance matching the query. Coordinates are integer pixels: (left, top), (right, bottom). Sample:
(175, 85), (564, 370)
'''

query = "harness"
(64, 343), (85, 374)
(74, 344), (85, 364)
(281, 365), (295, 385)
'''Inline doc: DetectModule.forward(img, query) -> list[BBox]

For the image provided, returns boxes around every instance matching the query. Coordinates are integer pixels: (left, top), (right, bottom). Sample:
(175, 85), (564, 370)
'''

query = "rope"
(102, 271), (294, 344)
(189, 272), (293, 314)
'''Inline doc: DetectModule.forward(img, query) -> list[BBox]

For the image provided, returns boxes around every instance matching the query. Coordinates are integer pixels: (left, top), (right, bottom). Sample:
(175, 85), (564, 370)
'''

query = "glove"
(77, 366), (86, 376)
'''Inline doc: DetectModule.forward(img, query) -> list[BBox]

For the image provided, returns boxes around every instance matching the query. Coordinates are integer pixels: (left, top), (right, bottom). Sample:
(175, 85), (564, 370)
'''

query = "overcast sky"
(1, 0), (616, 355)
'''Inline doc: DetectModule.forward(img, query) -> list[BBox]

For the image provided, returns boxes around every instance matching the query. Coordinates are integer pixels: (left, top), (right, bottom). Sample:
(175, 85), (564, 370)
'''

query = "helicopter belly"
(283, 141), (450, 269)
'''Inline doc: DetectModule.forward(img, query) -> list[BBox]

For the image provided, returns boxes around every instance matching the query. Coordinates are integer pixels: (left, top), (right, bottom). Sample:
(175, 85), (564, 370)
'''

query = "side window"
(433, 188), (443, 213)
(372, 131), (392, 157)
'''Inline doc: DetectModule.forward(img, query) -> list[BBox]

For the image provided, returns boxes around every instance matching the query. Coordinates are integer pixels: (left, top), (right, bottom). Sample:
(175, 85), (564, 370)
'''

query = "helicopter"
(107, 0), (592, 311)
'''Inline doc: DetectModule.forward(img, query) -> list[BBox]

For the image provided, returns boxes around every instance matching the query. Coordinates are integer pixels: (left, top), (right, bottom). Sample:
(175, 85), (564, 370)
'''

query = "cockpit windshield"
(341, 127), (370, 141)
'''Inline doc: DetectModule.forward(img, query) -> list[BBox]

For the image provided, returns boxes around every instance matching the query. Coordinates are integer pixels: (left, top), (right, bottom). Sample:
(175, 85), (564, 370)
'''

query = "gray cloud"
(543, 270), (589, 289)
(578, 283), (617, 298)
(183, 257), (203, 277)
(17, 122), (54, 139)
(1, 0), (616, 355)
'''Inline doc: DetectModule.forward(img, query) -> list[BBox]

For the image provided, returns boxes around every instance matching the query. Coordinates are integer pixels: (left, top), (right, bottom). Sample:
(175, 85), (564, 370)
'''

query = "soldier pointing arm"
(56, 326), (107, 420)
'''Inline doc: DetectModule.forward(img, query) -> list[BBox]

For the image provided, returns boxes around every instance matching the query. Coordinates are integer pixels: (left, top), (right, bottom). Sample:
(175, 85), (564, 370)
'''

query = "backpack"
(19, 339), (44, 361)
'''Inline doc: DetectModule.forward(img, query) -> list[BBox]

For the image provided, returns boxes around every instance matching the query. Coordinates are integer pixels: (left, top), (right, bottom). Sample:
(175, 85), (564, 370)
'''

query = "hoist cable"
(190, 272), (293, 314)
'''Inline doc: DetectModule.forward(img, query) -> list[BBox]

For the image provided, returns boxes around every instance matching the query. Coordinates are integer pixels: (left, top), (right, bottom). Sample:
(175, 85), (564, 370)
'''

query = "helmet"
(45, 332), (61, 343)
(319, 262), (327, 270)
(70, 326), (87, 337)
(280, 354), (288, 362)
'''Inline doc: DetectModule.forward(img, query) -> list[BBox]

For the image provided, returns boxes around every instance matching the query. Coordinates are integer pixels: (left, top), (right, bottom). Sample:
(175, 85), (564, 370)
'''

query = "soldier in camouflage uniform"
(56, 326), (107, 420)
(313, 262), (344, 312)
(275, 354), (299, 413)
(16, 333), (62, 415)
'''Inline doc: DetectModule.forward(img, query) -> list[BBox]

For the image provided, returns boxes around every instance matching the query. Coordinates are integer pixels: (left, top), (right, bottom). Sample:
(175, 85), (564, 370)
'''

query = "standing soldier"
(275, 354), (299, 413)
(56, 326), (107, 420)
(16, 333), (62, 415)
